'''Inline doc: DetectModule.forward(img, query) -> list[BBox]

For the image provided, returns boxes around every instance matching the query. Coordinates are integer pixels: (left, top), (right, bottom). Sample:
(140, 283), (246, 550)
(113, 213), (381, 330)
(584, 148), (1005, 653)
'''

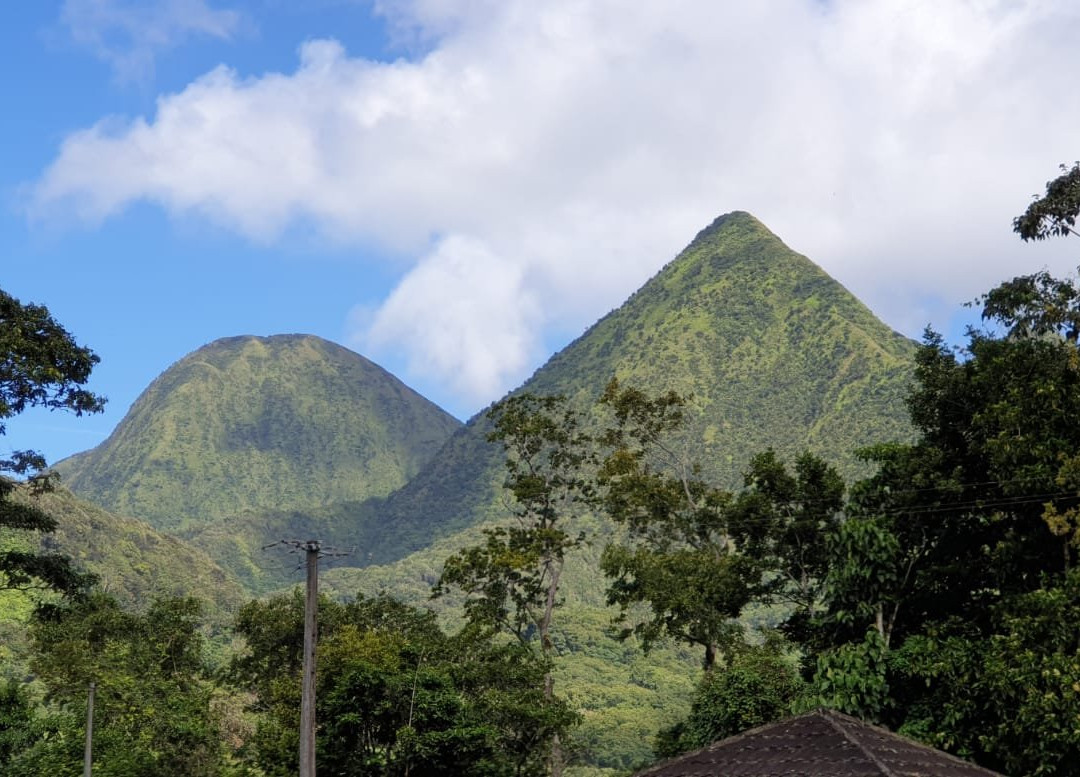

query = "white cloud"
(61, 0), (242, 83)
(31, 0), (1080, 411)
(363, 235), (542, 401)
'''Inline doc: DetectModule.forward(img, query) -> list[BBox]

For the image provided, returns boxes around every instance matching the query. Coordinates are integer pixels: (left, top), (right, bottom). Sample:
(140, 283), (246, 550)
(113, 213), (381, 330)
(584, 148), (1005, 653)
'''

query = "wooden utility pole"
(83, 681), (95, 777)
(264, 536), (349, 777)
(300, 539), (320, 777)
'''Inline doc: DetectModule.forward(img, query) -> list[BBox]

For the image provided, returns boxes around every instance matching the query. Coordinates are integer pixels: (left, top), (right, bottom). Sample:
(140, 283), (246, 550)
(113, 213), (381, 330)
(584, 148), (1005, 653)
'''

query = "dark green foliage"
(979, 270), (1080, 341)
(1014, 161), (1080, 242)
(892, 568), (1080, 776)
(0, 680), (35, 766)
(598, 380), (765, 669)
(655, 638), (806, 759)
(232, 591), (574, 777)
(8, 592), (228, 776)
(0, 288), (104, 436)
(55, 334), (461, 532)
(840, 329), (1079, 647)
(435, 394), (594, 645)
(0, 286), (103, 599)
(732, 449), (844, 640)
(805, 264), (1080, 774)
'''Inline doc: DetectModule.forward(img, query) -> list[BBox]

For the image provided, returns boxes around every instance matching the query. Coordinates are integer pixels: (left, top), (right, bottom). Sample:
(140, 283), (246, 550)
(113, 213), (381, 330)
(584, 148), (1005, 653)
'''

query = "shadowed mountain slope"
(55, 335), (461, 531)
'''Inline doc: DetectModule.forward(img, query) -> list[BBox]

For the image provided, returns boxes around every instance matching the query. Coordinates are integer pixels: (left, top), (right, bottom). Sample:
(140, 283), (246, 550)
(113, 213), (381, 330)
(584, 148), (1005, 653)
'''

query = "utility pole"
(262, 537), (351, 777)
(300, 539), (319, 777)
(83, 681), (95, 777)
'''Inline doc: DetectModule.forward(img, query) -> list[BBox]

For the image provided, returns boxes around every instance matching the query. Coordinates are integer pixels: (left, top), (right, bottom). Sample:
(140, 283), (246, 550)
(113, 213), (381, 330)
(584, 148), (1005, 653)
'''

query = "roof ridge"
(821, 709), (902, 777)
(817, 709), (1005, 777)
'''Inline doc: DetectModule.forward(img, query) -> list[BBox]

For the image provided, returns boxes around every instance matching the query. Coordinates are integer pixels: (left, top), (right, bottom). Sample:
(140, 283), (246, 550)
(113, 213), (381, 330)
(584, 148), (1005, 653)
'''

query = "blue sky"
(4, 0), (1079, 467)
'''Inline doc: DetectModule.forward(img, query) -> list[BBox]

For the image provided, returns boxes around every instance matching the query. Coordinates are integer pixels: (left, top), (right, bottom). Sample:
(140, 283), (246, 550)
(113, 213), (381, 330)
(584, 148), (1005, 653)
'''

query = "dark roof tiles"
(633, 710), (1005, 777)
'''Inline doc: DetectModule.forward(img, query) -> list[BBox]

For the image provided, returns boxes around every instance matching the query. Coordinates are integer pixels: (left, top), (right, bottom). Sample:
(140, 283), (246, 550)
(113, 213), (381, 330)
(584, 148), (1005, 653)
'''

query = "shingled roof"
(632, 709), (1006, 777)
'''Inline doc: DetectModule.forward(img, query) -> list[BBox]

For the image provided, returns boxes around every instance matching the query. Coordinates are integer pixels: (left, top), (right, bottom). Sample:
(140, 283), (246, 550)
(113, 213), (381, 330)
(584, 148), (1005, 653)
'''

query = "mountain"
(3, 485), (244, 620)
(52, 213), (915, 590)
(40, 211), (922, 774)
(317, 211), (920, 773)
(343, 210), (917, 566)
(55, 335), (462, 531)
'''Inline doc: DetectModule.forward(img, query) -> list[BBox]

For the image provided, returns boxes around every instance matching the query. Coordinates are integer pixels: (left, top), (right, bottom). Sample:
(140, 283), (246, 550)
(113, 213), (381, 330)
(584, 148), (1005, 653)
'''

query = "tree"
(434, 394), (594, 776)
(7, 592), (228, 776)
(730, 449), (844, 642)
(1014, 161), (1080, 242)
(231, 591), (573, 777)
(654, 635), (805, 759)
(1, 287), (104, 597)
(891, 568), (1080, 777)
(597, 380), (763, 669)
(804, 279), (1080, 768)
(0, 680), (36, 766)
(812, 321), (1080, 662)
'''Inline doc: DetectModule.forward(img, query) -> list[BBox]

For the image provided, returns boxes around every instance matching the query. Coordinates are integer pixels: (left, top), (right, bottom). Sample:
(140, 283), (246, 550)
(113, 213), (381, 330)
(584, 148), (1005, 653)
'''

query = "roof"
(632, 709), (1006, 777)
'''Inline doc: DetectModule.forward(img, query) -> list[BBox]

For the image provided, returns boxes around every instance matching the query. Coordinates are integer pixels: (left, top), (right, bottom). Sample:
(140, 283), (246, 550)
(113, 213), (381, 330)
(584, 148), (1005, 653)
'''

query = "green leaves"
(436, 394), (593, 647)
(14, 592), (225, 776)
(232, 592), (573, 777)
(597, 380), (767, 668)
(807, 628), (890, 722)
(1014, 162), (1080, 242)
(0, 288), (104, 437)
(805, 261), (1080, 774)
(891, 571), (1080, 776)
(1, 286), (103, 600)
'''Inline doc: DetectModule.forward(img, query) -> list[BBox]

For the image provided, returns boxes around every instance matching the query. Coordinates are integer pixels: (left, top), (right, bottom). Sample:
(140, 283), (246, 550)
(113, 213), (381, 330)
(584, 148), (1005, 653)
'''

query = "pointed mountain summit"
(353, 211), (916, 564)
(55, 334), (461, 531)
(530, 210), (915, 466)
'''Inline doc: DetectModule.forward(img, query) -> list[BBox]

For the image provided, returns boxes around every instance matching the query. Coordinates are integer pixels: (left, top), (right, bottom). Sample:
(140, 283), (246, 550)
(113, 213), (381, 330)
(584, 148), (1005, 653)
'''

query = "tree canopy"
(1014, 161), (1080, 242)
(1, 286), (104, 598)
(231, 591), (574, 777)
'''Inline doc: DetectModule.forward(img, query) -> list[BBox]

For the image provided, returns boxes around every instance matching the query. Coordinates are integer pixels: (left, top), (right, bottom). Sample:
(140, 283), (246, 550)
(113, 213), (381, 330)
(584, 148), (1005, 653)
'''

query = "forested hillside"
(54, 334), (461, 531)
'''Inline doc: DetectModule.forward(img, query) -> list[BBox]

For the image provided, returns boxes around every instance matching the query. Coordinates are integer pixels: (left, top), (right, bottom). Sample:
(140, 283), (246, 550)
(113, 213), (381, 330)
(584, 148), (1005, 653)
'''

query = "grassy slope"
(55, 334), (462, 531)
(12, 485), (246, 618)
(525, 210), (915, 479)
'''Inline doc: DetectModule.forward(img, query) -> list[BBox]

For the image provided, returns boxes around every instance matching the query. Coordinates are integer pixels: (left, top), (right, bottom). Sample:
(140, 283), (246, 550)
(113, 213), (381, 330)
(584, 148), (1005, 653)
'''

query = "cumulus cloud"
(364, 235), (543, 399)
(32, 0), (1080, 410)
(61, 0), (242, 83)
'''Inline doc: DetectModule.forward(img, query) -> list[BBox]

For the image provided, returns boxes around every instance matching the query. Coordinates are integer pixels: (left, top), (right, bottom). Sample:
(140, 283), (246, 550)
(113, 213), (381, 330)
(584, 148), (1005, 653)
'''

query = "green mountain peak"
(350, 211), (916, 565)
(528, 209), (914, 464)
(55, 334), (461, 531)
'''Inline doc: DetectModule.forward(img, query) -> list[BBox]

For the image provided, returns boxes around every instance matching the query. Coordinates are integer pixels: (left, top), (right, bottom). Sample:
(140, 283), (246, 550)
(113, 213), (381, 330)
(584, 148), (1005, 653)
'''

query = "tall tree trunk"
(704, 641), (717, 670)
(541, 560), (563, 777)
